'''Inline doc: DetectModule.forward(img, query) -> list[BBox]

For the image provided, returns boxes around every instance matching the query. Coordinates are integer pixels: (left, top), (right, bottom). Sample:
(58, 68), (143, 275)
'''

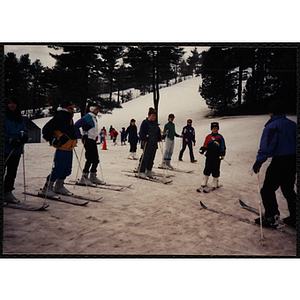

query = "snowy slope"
(4, 76), (297, 256)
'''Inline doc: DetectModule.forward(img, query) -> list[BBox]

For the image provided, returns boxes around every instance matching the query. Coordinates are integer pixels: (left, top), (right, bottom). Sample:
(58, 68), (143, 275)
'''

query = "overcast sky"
(4, 44), (209, 68)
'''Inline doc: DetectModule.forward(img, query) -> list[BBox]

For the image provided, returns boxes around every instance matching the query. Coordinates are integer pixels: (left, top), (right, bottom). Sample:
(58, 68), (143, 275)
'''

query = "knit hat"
(211, 122), (219, 130)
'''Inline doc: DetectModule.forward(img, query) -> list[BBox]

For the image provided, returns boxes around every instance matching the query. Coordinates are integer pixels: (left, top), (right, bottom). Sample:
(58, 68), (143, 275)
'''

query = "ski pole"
(4, 148), (15, 165)
(43, 150), (56, 205)
(73, 148), (91, 194)
(257, 174), (264, 240)
(73, 140), (86, 190)
(96, 144), (105, 183)
(223, 159), (231, 166)
(137, 140), (147, 177)
(22, 144), (26, 202)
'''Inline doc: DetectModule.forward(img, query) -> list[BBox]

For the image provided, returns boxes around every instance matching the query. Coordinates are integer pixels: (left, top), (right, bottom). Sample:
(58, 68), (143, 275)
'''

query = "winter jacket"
(4, 112), (28, 155)
(139, 119), (162, 143)
(181, 125), (196, 143)
(125, 124), (138, 144)
(163, 121), (180, 140)
(42, 107), (77, 151)
(110, 129), (118, 138)
(74, 112), (99, 141)
(201, 132), (226, 159)
(256, 114), (297, 164)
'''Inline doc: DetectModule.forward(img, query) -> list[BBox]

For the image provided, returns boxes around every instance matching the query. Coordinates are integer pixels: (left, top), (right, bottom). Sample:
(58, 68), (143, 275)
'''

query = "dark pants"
(83, 139), (99, 173)
(130, 142), (137, 153)
(140, 141), (157, 173)
(4, 153), (21, 192)
(261, 154), (296, 221)
(49, 149), (73, 181)
(204, 157), (221, 177)
(179, 140), (194, 161)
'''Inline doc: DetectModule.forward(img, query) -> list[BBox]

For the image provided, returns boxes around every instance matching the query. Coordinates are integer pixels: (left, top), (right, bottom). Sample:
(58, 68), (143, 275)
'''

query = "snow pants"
(203, 157), (221, 178)
(4, 153), (21, 192)
(49, 149), (73, 181)
(83, 138), (99, 173)
(129, 142), (137, 153)
(179, 139), (194, 161)
(140, 141), (157, 173)
(260, 154), (296, 221)
(163, 138), (175, 161)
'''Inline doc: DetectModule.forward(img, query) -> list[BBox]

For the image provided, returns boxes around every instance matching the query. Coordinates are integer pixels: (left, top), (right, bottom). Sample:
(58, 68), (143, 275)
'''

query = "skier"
(178, 119), (197, 163)
(99, 127), (107, 144)
(40, 100), (77, 196)
(252, 101), (297, 228)
(110, 128), (118, 145)
(138, 107), (162, 178)
(4, 96), (29, 203)
(158, 113), (182, 169)
(198, 122), (226, 191)
(126, 119), (139, 160)
(120, 127), (126, 145)
(74, 100), (104, 185)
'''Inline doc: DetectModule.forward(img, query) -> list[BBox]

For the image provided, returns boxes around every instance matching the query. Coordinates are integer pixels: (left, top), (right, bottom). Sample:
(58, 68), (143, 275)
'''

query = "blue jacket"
(182, 125), (196, 143)
(74, 112), (98, 140)
(4, 112), (28, 155)
(125, 124), (138, 144)
(256, 114), (296, 164)
(139, 119), (162, 142)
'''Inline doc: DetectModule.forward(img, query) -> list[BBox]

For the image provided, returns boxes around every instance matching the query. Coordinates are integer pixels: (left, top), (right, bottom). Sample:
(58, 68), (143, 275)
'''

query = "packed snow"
(3, 76), (297, 256)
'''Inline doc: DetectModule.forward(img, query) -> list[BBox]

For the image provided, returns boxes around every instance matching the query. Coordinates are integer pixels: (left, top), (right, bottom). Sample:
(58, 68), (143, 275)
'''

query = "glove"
(19, 131), (28, 144)
(161, 134), (166, 140)
(199, 146), (206, 155)
(253, 161), (262, 174)
(143, 135), (149, 142)
(8, 138), (22, 149)
(82, 134), (88, 142)
(52, 135), (69, 147)
(219, 156), (224, 160)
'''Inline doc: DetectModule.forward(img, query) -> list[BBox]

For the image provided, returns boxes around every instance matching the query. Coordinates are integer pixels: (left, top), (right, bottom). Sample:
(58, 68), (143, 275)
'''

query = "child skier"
(110, 128), (118, 145)
(198, 122), (226, 191)
(120, 127), (126, 145)
(74, 100), (104, 185)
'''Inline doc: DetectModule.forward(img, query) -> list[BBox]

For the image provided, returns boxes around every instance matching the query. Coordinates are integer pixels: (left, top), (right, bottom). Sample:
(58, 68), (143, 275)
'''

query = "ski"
(200, 201), (296, 236)
(67, 181), (124, 191)
(56, 192), (103, 202)
(239, 199), (296, 229)
(121, 170), (174, 178)
(157, 166), (194, 173)
(124, 173), (173, 184)
(200, 185), (223, 193)
(23, 192), (89, 206)
(4, 201), (49, 211)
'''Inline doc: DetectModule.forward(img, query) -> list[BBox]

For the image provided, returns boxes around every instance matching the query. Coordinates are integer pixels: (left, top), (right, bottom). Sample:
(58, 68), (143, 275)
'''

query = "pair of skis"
(122, 170), (173, 184)
(67, 180), (132, 191)
(200, 200), (296, 236)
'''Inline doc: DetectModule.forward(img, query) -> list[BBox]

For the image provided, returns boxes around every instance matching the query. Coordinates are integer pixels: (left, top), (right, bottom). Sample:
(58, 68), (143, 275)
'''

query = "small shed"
(23, 117), (41, 143)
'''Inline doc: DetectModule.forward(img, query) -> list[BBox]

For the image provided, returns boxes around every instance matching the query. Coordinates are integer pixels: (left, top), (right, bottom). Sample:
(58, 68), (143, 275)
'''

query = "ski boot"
(78, 173), (93, 186)
(90, 172), (106, 185)
(40, 180), (58, 198)
(54, 178), (72, 195)
(4, 191), (20, 204)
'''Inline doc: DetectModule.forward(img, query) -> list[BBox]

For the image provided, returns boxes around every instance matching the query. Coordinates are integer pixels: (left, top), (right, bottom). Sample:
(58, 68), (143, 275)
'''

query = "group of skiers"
(4, 97), (297, 229)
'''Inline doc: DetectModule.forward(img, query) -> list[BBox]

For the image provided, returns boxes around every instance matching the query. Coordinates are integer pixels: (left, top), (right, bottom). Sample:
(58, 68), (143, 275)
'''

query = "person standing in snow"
(252, 101), (297, 228)
(198, 122), (226, 191)
(4, 96), (29, 203)
(109, 125), (113, 140)
(138, 107), (162, 178)
(74, 100), (104, 185)
(110, 128), (118, 145)
(178, 119), (197, 163)
(99, 127), (107, 144)
(159, 113), (182, 169)
(120, 127), (126, 145)
(126, 119), (138, 160)
(40, 100), (77, 196)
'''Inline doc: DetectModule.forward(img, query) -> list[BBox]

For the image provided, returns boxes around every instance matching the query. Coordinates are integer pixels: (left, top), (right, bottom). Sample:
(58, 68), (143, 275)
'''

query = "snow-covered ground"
(3, 76), (297, 256)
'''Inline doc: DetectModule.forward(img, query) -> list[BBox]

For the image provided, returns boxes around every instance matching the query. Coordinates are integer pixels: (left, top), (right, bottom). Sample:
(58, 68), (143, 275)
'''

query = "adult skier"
(74, 100), (104, 185)
(252, 101), (297, 228)
(126, 119), (139, 160)
(138, 107), (162, 178)
(159, 113), (182, 169)
(40, 100), (77, 196)
(4, 96), (29, 203)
